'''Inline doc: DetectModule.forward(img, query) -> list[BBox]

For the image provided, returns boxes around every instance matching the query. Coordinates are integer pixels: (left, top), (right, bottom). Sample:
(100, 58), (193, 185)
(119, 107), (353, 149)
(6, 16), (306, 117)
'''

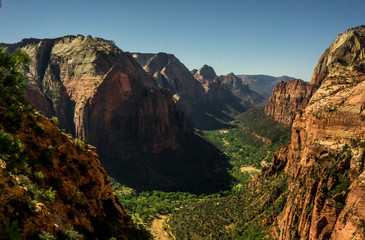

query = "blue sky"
(1, 0), (364, 81)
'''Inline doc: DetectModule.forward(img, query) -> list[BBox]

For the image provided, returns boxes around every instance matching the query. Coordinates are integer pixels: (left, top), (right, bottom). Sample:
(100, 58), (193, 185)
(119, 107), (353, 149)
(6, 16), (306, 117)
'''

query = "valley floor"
(111, 108), (291, 239)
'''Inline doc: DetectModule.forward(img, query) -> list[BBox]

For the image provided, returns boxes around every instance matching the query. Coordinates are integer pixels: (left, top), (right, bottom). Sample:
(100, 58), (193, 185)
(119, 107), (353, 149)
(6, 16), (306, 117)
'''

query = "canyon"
(1, 24), (364, 239)
(2, 36), (232, 192)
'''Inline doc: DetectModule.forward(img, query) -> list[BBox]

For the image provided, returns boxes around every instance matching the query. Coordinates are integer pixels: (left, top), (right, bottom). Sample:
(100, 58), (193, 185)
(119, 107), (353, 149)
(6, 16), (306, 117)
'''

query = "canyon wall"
(263, 25), (365, 239)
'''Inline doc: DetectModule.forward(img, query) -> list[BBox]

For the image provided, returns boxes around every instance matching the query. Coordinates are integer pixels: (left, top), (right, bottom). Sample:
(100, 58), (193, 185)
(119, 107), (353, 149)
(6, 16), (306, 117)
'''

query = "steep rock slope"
(220, 72), (264, 107)
(134, 55), (246, 129)
(4, 36), (231, 192)
(238, 74), (295, 102)
(0, 49), (140, 239)
(263, 25), (365, 239)
(0, 113), (140, 239)
(193, 64), (217, 84)
(264, 79), (317, 125)
(132, 52), (206, 113)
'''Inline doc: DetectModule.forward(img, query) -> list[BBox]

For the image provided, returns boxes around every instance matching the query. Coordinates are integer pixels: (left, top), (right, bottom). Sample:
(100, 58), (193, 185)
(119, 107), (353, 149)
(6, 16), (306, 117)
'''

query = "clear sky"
(1, 0), (364, 81)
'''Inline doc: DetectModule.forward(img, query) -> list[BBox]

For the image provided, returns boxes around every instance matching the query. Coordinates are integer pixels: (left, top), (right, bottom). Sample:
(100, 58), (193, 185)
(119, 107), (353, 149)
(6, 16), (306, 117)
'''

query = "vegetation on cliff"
(0, 48), (143, 239)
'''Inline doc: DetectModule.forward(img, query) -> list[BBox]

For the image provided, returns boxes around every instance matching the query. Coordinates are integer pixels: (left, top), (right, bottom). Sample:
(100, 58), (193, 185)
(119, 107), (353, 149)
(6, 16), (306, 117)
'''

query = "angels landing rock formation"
(133, 54), (246, 129)
(262, 25), (365, 239)
(3, 35), (231, 192)
(264, 79), (317, 125)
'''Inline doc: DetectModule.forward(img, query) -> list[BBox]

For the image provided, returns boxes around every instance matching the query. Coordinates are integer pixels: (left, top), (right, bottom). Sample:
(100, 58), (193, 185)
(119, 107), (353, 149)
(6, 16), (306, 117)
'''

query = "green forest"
(110, 108), (291, 239)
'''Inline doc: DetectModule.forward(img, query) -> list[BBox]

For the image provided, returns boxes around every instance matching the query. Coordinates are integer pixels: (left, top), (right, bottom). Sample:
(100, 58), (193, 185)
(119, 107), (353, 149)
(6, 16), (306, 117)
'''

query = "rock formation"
(3, 36), (232, 192)
(220, 72), (264, 107)
(193, 64), (217, 84)
(0, 113), (141, 239)
(264, 79), (317, 125)
(238, 74), (295, 102)
(133, 55), (246, 129)
(0, 48), (139, 238)
(261, 25), (365, 239)
(132, 52), (206, 113)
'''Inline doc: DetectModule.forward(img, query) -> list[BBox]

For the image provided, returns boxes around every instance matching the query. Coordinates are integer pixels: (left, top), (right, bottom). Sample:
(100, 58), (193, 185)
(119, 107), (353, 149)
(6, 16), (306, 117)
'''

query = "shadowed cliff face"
(133, 52), (206, 112)
(220, 72), (264, 107)
(133, 55), (246, 130)
(261, 25), (365, 239)
(5, 36), (232, 193)
(193, 64), (217, 84)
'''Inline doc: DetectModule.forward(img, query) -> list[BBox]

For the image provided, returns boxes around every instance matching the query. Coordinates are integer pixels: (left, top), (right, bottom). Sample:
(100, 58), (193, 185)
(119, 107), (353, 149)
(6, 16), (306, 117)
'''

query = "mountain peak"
(311, 25), (365, 86)
(194, 64), (217, 83)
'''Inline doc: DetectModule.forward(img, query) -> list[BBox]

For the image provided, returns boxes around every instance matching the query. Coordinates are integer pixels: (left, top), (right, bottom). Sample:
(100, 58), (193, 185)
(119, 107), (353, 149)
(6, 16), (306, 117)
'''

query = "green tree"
(0, 47), (30, 105)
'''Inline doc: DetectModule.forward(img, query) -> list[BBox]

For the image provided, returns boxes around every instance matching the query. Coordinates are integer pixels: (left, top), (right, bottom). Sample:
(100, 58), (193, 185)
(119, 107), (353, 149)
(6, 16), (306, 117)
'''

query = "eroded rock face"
(264, 79), (317, 125)
(10, 35), (188, 153)
(311, 25), (365, 86)
(0, 113), (138, 239)
(193, 64), (217, 84)
(6, 36), (232, 192)
(134, 56), (246, 129)
(238, 74), (295, 101)
(132, 52), (206, 113)
(263, 25), (365, 239)
(221, 72), (264, 107)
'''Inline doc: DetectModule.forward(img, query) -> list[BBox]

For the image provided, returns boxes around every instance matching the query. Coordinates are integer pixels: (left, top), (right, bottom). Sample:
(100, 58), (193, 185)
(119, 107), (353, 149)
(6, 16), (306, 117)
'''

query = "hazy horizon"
(1, 0), (364, 81)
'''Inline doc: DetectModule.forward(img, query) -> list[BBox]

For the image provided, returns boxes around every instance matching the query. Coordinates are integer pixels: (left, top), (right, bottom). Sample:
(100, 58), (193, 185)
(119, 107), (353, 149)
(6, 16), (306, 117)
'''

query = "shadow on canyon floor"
(103, 133), (234, 195)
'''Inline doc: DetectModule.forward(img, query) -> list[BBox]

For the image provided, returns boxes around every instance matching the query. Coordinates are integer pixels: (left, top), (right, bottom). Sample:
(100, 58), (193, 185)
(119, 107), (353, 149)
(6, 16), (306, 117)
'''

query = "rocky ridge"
(133, 54), (246, 129)
(3, 36), (232, 192)
(220, 72), (264, 107)
(238, 74), (295, 101)
(261, 25), (365, 239)
(264, 79), (317, 125)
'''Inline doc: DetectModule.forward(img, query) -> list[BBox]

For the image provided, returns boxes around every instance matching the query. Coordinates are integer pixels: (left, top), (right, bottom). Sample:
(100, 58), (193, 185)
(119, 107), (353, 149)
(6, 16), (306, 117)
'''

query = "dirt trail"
(148, 215), (170, 240)
(240, 166), (261, 173)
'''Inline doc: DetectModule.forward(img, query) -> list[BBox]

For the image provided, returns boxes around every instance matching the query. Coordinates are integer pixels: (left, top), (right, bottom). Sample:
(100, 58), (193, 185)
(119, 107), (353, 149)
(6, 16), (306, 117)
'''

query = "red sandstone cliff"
(0, 105), (139, 239)
(134, 56), (246, 129)
(262, 25), (365, 239)
(5, 36), (231, 192)
(264, 79), (317, 125)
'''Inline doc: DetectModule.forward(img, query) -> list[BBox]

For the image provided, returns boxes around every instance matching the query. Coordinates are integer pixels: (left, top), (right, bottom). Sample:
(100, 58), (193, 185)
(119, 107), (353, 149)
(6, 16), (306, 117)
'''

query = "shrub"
(0, 130), (25, 172)
(32, 122), (46, 134)
(0, 218), (23, 240)
(74, 139), (84, 151)
(59, 226), (84, 240)
(38, 231), (56, 240)
(50, 116), (58, 126)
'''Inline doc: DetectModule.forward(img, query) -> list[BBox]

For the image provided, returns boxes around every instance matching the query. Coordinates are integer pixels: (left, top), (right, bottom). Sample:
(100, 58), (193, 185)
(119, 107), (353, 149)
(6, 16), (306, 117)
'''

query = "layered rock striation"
(264, 79), (317, 125)
(261, 25), (365, 239)
(4, 36), (232, 192)
(238, 74), (295, 102)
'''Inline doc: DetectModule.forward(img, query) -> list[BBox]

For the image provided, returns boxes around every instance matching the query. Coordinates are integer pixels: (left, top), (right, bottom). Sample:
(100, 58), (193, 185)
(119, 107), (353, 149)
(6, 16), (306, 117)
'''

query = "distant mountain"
(237, 74), (296, 101)
(193, 64), (218, 84)
(133, 54), (246, 129)
(219, 72), (265, 107)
